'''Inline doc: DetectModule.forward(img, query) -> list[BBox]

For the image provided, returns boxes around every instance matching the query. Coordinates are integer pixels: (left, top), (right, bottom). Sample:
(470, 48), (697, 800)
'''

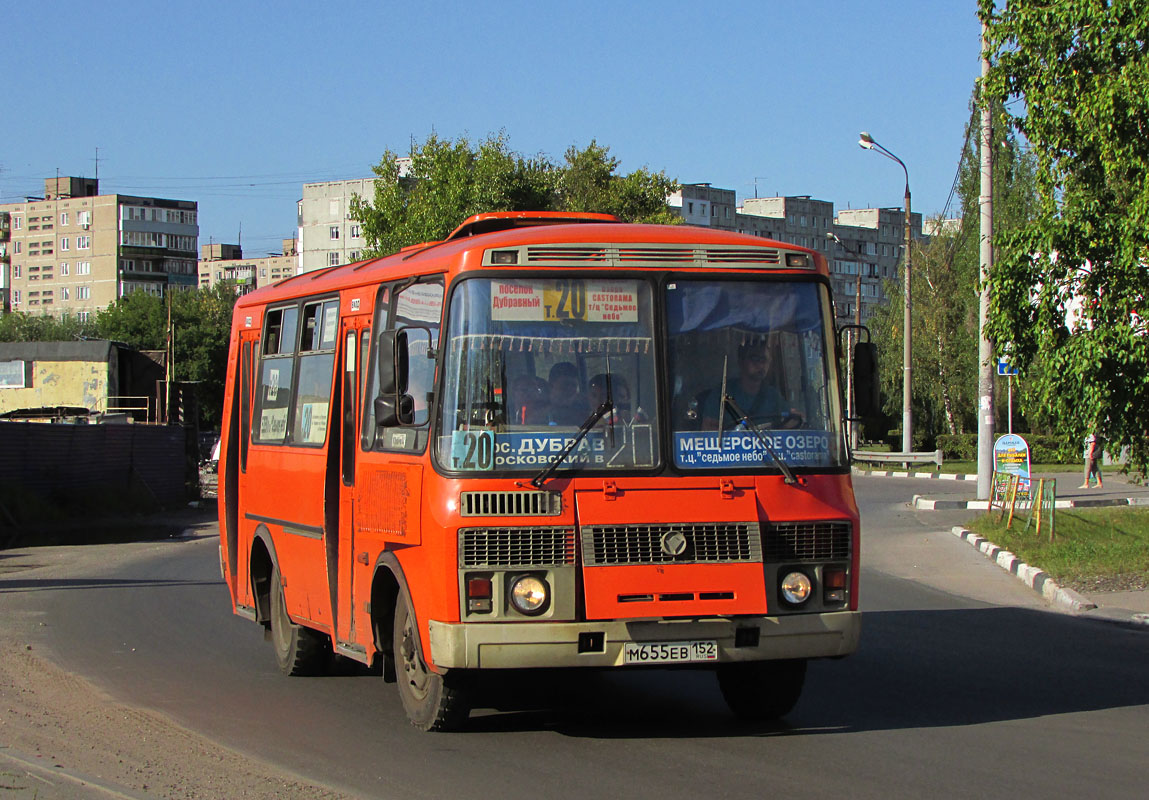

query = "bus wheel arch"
(249, 528), (275, 626)
(369, 559), (402, 683)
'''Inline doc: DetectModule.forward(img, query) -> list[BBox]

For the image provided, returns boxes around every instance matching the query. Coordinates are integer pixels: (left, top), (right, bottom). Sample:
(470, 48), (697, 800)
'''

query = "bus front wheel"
(717, 658), (807, 721)
(269, 567), (330, 676)
(393, 592), (470, 731)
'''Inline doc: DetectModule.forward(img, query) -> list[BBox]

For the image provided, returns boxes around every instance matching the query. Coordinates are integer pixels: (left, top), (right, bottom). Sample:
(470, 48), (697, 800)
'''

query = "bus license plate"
(623, 640), (718, 665)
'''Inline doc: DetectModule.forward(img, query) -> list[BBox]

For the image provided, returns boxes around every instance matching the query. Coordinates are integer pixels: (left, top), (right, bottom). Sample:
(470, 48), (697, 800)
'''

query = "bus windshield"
(666, 278), (846, 470)
(436, 277), (660, 475)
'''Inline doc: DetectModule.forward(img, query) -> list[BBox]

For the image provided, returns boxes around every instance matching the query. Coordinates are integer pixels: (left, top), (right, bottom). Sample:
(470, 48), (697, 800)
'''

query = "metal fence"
(0, 421), (191, 523)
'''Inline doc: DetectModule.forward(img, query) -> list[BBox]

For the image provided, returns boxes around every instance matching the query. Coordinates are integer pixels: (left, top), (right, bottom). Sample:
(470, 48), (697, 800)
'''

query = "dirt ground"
(0, 506), (354, 800)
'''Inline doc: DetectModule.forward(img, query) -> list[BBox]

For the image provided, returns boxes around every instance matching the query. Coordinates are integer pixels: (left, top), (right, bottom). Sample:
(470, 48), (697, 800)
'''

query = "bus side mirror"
(374, 330), (407, 427)
(853, 341), (879, 419)
(375, 327), (431, 427)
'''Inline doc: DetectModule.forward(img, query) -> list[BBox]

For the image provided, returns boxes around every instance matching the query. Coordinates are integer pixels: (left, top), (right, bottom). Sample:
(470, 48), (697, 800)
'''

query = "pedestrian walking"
(1080, 430), (1103, 489)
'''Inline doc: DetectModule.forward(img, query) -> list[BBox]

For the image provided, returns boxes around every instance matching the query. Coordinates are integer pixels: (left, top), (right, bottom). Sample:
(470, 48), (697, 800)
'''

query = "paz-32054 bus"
(217, 211), (875, 730)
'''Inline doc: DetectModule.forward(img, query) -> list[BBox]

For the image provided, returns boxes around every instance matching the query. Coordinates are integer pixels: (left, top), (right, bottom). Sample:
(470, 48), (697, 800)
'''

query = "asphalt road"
(10, 476), (1149, 799)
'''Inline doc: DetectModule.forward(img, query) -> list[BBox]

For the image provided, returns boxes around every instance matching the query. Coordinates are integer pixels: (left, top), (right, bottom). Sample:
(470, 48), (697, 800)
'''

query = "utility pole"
(977, 21), (997, 499)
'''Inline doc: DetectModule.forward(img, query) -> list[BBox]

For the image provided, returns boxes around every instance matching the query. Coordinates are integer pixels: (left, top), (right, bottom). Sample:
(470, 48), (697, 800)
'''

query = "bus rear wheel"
(269, 567), (330, 676)
(393, 591), (470, 731)
(717, 658), (807, 721)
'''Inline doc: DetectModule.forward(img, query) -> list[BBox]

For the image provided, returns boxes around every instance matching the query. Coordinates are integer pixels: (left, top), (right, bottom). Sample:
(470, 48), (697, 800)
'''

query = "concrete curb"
(915, 495), (1149, 511)
(852, 467), (977, 481)
(950, 525), (1149, 628)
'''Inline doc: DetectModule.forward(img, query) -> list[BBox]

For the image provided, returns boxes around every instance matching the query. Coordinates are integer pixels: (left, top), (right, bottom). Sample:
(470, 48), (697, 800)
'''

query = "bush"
(936, 433), (1079, 463)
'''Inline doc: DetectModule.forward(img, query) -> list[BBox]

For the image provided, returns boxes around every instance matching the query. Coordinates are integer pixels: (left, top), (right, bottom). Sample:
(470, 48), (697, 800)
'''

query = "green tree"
(0, 311), (99, 342)
(95, 284), (238, 426)
(351, 134), (680, 256)
(980, 0), (1149, 470)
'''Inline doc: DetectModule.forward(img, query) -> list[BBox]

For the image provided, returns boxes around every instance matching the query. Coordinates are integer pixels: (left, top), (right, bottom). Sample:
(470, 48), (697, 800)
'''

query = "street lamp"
(828, 232), (864, 448)
(859, 131), (913, 454)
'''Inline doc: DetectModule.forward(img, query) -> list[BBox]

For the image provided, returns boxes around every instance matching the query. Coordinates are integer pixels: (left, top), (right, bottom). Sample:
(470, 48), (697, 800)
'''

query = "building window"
(77, 286), (90, 300)
(61, 287), (70, 300)
(78, 311), (90, 322)
(13, 290), (20, 305)
(349, 251), (359, 262)
(77, 235), (91, 249)
(61, 237), (70, 251)
(60, 212), (69, 226)
(60, 262), (69, 275)
(77, 210), (91, 227)
(14, 242), (20, 254)
(329, 226), (340, 240)
(13, 216), (21, 230)
(350, 224), (361, 238)
(328, 252), (340, 266)
(77, 261), (91, 275)
(13, 265), (20, 278)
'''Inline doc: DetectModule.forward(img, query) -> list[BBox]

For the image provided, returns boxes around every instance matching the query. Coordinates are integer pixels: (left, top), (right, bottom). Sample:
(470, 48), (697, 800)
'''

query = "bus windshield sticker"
(448, 431), (608, 470)
(450, 430), (496, 471)
(396, 283), (444, 323)
(300, 402), (329, 444)
(267, 369), (280, 401)
(259, 407), (288, 441)
(673, 430), (832, 469)
(491, 280), (638, 323)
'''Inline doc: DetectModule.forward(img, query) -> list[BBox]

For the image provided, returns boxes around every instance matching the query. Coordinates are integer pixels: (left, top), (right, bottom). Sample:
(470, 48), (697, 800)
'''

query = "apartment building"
(198, 239), (298, 294)
(0, 177), (198, 319)
(668, 185), (927, 327)
(297, 160), (412, 274)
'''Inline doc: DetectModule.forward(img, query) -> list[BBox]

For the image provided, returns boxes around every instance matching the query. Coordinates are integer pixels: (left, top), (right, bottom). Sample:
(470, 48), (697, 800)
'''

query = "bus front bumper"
(428, 611), (860, 670)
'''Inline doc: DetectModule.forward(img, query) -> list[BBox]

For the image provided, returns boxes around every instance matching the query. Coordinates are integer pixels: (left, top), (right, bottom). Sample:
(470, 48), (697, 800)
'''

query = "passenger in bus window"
(546, 362), (587, 425)
(507, 372), (549, 425)
(702, 341), (802, 429)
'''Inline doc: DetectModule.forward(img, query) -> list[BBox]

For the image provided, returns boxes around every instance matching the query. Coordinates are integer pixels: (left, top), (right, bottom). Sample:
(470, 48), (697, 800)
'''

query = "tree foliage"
(351, 133), (680, 257)
(0, 311), (99, 342)
(980, 0), (1149, 470)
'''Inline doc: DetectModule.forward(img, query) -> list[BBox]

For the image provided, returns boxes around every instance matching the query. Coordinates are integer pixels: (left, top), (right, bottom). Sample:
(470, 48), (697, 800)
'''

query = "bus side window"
(254, 305), (298, 444)
(375, 279), (443, 452)
(291, 299), (339, 446)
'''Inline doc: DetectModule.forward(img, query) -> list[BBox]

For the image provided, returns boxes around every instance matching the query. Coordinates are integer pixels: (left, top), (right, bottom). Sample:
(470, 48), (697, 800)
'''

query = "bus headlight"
(780, 571), (813, 605)
(509, 575), (549, 616)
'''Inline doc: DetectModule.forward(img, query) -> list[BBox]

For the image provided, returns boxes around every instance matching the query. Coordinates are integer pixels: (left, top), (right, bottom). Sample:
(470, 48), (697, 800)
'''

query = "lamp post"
(859, 131), (913, 454)
(828, 232), (863, 448)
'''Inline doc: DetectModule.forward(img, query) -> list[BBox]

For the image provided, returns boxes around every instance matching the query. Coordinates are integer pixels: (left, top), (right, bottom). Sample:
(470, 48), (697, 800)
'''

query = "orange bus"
(217, 211), (875, 731)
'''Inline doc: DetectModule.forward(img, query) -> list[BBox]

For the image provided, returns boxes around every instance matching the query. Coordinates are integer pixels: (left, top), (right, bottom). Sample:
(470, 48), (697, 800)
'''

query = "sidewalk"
(855, 466), (1149, 628)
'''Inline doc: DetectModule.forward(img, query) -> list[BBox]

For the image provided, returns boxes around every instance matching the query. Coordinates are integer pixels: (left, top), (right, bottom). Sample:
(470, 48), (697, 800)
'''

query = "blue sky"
(2, 1), (982, 255)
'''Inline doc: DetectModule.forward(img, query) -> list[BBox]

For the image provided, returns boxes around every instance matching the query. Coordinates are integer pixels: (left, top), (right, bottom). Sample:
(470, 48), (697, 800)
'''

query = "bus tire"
(717, 658), (806, 721)
(393, 591), (470, 731)
(269, 567), (330, 677)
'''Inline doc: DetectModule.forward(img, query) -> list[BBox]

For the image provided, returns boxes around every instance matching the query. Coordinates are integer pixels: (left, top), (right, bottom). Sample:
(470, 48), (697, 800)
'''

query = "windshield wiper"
(722, 394), (800, 486)
(529, 399), (614, 489)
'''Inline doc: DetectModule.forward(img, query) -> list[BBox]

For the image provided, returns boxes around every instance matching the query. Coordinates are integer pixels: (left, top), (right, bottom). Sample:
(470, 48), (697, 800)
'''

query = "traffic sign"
(997, 358), (1018, 376)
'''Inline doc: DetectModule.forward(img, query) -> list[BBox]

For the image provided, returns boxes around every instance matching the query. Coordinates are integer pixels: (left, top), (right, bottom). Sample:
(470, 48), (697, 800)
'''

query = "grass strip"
(967, 506), (1149, 590)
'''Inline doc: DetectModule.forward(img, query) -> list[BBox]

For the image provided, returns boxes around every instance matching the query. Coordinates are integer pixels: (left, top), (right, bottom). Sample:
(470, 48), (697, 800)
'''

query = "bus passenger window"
(263, 305), (299, 356)
(254, 304), (298, 443)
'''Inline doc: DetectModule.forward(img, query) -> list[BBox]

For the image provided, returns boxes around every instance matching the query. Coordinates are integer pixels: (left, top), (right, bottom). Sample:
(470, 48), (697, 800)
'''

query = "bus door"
(336, 313), (371, 646)
(231, 327), (260, 610)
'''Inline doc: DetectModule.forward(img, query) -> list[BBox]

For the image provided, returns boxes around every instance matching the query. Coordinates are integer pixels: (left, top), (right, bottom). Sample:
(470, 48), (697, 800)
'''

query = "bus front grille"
(459, 527), (576, 567)
(580, 522), (762, 566)
(460, 490), (562, 517)
(764, 521), (852, 562)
